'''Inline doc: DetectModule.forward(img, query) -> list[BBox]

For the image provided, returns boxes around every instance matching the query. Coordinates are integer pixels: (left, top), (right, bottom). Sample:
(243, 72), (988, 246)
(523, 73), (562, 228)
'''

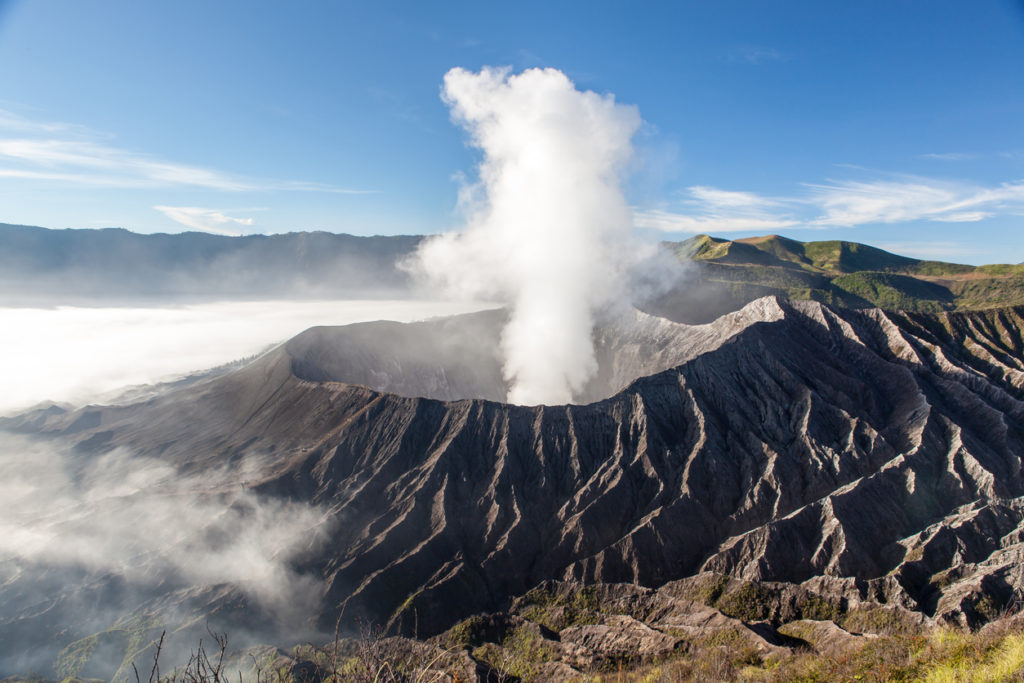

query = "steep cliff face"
(6, 297), (1024, 641)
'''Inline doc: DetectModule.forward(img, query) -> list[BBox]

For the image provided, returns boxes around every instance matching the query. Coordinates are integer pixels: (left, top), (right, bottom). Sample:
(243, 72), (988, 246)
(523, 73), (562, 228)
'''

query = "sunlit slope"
(671, 234), (1024, 314)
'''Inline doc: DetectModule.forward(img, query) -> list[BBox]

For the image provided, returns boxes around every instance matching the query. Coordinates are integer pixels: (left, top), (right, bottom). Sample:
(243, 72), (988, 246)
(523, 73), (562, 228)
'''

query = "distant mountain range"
(3, 224), (1023, 316)
(0, 223), (423, 304)
(2, 223), (1022, 320)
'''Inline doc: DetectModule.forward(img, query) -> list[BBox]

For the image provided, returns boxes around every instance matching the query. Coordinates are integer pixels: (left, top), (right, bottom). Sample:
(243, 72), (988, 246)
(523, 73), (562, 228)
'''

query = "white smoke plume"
(410, 67), (644, 405)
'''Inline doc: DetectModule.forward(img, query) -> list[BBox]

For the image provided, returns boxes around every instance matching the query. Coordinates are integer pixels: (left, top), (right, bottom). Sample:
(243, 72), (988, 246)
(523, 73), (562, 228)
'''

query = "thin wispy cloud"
(636, 175), (1024, 233)
(154, 205), (257, 235)
(919, 152), (979, 161)
(634, 210), (798, 233)
(0, 108), (97, 136)
(809, 178), (1024, 227)
(689, 186), (783, 209)
(0, 109), (375, 193)
(919, 151), (1020, 162)
(0, 138), (257, 190)
(728, 46), (785, 65)
(635, 185), (798, 233)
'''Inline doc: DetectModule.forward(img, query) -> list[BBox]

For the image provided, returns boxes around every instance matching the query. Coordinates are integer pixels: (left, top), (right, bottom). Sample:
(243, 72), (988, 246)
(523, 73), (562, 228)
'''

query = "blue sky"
(0, 0), (1021, 263)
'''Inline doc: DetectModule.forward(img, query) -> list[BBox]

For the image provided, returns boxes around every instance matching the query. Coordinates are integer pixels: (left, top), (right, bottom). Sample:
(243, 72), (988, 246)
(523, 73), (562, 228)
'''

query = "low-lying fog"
(0, 299), (495, 414)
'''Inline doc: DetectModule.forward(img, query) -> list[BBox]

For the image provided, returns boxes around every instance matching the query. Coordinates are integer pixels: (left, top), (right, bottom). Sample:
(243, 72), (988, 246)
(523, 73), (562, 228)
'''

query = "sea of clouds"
(0, 299), (493, 414)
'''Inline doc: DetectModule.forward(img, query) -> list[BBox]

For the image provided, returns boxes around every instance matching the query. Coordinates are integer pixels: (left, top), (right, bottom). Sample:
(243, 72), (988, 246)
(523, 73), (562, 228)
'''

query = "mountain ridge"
(661, 234), (1024, 319)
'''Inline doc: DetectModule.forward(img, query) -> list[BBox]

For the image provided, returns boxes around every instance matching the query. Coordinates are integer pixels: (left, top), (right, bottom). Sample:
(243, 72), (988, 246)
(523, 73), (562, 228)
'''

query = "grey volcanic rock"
(776, 619), (876, 656)
(559, 614), (682, 669)
(428, 578), (822, 678)
(5, 296), (1024, 653)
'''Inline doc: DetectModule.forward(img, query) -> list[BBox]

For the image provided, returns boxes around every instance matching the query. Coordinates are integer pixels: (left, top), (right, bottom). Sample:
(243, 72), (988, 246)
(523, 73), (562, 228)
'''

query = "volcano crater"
(281, 301), (784, 405)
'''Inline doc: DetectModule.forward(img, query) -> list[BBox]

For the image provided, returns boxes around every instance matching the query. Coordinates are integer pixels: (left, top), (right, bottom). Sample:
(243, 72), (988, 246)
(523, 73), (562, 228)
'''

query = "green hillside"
(665, 234), (1024, 317)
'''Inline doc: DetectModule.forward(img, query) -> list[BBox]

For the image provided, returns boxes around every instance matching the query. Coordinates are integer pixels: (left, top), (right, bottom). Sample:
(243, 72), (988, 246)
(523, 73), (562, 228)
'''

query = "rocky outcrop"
(410, 577), (903, 680)
(6, 296), (1024, 644)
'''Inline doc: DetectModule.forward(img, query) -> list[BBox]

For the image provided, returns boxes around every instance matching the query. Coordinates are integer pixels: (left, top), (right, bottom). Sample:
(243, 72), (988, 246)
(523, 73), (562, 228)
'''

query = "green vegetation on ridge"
(670, 234), (1024, 314)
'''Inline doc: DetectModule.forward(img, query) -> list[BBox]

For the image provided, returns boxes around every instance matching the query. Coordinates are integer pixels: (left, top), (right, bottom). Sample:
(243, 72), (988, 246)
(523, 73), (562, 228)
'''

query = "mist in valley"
(0, 298), (495, 415)
(0, 428), (343, 677)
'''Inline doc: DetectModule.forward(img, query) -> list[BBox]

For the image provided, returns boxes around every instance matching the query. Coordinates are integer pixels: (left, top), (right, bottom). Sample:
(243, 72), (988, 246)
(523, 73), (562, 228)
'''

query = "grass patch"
(841, 605), (924, 637)
(924, 631), (1024, 682)
(832, 272), (952, 311)
(714, 583), (776, 622)
(515, 585), (603, 631)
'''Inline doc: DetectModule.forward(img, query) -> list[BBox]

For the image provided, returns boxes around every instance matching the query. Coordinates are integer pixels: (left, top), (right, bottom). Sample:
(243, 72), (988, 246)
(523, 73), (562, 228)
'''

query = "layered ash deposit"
(5, 296), (1024, 655)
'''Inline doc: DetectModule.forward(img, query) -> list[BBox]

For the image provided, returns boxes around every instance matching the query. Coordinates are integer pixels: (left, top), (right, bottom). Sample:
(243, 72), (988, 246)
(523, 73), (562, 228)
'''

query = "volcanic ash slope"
(8, 296), (1024, 636)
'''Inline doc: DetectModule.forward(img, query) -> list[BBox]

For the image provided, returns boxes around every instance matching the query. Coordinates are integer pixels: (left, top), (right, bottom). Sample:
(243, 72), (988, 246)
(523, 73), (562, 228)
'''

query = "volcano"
(4, 296), (1024, 674)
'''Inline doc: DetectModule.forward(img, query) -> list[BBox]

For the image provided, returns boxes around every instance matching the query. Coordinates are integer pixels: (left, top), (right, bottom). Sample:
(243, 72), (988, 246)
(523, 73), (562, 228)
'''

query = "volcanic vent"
(280, 303), (780, 405)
